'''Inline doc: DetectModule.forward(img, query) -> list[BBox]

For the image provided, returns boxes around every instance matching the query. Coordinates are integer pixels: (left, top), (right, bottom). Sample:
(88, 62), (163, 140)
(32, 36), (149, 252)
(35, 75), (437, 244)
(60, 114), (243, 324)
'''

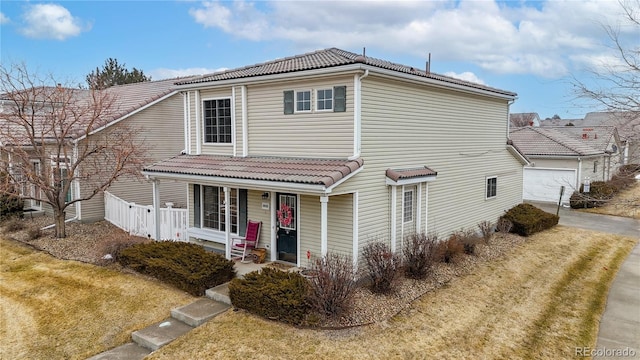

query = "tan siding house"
(144, 48), (526, 268)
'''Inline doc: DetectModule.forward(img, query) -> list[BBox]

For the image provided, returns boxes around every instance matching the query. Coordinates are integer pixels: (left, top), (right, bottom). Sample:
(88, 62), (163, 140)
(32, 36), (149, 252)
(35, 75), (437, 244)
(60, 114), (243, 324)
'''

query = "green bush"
(118, 241), (236, 296)
(228, 267), (311, 325)
(500, 203), (559, 236)
(569, 181), (617, 209)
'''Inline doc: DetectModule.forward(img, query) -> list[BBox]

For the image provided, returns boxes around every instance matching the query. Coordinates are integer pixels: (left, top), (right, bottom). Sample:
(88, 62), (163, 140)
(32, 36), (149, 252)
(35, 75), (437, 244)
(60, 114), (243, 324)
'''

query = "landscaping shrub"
(229, 267), (311, 325)
(99, 234), (149, 263)
(0, 174), (23, 220)
(496, 217), (513, 234)
(438, 234), (465, 263)
(118, 241), (236, 296)
(3, 217), (25, 232)
(499, 203), (559, 236)
(477, 220), (494, 244)
(569, 181), (617, 209)
(307, 253), (357, 318)
(450, 229), (482, 255)
(26, 226), (42, 240)
(362, 241), (401, 294)
(402, 232), (439, 279)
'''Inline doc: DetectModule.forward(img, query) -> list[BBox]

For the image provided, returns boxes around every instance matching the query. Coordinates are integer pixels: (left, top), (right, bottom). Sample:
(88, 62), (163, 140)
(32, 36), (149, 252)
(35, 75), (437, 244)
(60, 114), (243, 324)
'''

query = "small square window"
(296, 90), (311, 112)
(317, 89), (333, 111)
(486, 177), (497, 199)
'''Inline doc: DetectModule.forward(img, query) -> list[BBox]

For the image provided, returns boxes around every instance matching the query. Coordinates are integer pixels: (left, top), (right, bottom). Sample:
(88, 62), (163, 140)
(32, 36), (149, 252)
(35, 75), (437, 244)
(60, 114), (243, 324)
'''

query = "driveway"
(533, 202), (640, 359)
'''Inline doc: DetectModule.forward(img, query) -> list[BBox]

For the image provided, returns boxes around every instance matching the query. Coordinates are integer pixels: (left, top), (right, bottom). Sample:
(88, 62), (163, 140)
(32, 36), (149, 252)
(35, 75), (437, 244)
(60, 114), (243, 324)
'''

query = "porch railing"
(104, 191), (188, 241)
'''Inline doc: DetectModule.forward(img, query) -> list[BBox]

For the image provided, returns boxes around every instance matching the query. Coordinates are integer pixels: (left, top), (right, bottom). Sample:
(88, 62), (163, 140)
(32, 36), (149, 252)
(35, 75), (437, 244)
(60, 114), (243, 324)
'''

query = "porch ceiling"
(143, 154), (363, 189)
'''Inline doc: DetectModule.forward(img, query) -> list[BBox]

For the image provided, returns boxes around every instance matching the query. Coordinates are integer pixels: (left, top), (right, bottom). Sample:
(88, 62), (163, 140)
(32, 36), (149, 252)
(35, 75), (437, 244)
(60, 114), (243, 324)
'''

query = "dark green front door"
(276, 193), (297, 263)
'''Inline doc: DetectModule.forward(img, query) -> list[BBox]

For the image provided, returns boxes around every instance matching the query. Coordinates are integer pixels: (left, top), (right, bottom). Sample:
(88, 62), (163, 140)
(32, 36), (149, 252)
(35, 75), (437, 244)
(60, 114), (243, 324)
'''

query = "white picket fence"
(104, 191), (188, 241)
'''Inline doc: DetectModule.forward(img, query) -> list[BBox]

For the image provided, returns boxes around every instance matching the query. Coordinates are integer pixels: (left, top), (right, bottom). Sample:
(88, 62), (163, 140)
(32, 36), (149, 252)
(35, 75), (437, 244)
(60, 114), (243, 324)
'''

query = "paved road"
(533, 202), (640, 359)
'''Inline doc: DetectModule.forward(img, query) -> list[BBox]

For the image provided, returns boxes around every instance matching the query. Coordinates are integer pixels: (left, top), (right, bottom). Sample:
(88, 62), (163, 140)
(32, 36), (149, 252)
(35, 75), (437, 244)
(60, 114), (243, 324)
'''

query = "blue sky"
(0, 0), (636, 120)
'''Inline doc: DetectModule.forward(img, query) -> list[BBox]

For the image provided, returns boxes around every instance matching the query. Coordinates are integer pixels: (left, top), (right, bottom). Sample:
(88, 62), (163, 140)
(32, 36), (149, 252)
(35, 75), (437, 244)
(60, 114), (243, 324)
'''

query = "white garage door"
(523, 168), (577, 204)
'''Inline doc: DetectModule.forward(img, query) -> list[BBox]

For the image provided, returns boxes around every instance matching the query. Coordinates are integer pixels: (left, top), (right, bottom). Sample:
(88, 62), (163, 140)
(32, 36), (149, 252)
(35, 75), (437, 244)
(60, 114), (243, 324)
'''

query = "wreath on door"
(277, 203), (293, 227)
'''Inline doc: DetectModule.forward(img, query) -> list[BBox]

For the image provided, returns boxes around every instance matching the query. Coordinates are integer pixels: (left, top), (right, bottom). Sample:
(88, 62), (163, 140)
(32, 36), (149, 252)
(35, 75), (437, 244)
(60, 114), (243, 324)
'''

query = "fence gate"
(104, 191), (188, 241)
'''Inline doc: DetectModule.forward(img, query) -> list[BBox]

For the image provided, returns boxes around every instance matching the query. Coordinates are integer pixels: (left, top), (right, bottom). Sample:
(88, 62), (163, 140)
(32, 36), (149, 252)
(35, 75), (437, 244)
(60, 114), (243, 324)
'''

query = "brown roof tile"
(386, 166), (437, 182)
(177, 48), (516, 97)
(144, 155), (364, 187)
(509, 127), (602, 156)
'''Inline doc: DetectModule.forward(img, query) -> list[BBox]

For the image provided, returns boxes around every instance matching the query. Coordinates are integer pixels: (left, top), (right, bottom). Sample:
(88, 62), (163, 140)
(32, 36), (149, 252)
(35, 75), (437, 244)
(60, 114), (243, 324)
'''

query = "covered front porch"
(142, 154), (363, 267)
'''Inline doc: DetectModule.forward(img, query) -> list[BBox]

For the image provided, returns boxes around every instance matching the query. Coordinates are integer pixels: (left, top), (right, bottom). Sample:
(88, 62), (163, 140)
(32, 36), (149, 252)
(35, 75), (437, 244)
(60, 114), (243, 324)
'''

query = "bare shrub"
(438, 236), (464, 263)
(496, 217), (513, 234)
(403, 232), (439, 280)
(451, 229), (481, 255)
(26, 227), (42, 240)
(4, 217), (25, 232)
(362, 241), (401, 294)
(477, 220), (494, 244)
(98, 233), (149, 263)
(308, 253), (357, 318)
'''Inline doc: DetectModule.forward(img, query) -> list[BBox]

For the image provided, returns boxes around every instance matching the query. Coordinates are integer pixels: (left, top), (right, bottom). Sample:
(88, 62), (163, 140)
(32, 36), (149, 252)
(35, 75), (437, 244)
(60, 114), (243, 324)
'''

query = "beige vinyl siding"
(246, 75), (354, 158)
(335, 75), (523, 249)
(327, 193), (353, 256)
(188, 91), (198, 154)
(234, 86), (244, 156)
(299, 195), (321, 262)
(246, 190), (273, 257)
(79, 93), (187, 222)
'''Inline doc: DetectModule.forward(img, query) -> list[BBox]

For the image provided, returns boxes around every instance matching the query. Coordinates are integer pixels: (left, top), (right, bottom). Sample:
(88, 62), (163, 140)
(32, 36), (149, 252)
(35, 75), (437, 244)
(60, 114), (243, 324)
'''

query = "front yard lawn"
(0, 238), (195, 360)
(147, 226), (637, 360)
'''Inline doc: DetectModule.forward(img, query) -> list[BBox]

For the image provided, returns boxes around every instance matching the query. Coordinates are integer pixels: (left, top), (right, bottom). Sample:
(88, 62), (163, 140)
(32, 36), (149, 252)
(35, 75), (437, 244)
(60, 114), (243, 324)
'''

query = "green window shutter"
(193, 184), (201, 228)
(333, 86), (346, 112)
(284, 90), (294, 114)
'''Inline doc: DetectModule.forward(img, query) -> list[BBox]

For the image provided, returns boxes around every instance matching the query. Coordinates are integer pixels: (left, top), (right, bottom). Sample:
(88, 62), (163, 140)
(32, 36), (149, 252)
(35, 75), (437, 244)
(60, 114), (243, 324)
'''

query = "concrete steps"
(205, 282), (231, 305)
(131, 318), (194, 351)
(171, 298), (230, 327)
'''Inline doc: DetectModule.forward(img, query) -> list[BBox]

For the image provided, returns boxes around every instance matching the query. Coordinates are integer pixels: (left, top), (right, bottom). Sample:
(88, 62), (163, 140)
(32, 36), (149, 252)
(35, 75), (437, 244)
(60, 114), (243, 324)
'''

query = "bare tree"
(510, 112), (537, 127)
(0, 63), (149, 237)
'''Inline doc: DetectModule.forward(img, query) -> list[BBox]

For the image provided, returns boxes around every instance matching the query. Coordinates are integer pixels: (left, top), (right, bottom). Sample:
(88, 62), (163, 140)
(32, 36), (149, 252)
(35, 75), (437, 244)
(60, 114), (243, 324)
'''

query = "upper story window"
(283, 86), (347, 114)
(296, 90), (311, 112)
(486, 176), (497, 199)
(317, 89), (333, 111)
(203, 98), (232, 144)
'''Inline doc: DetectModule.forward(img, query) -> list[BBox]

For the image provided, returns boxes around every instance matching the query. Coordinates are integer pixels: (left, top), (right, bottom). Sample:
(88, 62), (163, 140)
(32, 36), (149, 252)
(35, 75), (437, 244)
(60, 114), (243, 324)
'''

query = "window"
(203, 99), (232, 144)
(486, 177), (497, 199)
(296, 90), (311, 112)
(317, 89), (333, 111)
(31, 161), (41, 208)
(193, 185), (239, 233)
(58, 168), (71, 203)
(284, 86), (346, 114)
(403, 188), (414, 223)
(593, 161), (598, 173)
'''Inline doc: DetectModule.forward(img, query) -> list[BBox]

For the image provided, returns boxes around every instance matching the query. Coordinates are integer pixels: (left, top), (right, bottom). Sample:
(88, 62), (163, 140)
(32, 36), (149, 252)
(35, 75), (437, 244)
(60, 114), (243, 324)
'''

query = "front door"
(276, 193), (297, 263)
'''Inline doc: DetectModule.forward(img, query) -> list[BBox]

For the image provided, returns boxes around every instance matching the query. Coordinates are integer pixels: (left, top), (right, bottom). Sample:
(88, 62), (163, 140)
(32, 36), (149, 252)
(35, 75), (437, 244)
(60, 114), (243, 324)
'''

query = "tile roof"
(177, 48), (516, 97)
(386, 166), (437, 182)
(547, 126), (617, 152)
(143, 155), (364, 187)
(509, 127), (603, 156)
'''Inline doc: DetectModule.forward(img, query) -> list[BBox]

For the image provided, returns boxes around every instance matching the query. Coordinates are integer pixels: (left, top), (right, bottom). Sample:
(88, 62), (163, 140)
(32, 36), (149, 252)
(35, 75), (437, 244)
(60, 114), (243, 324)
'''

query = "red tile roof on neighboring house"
(144, 155), (364, 187)
(509, 127), (603, 156)
(177, 48), (516, 97)
(386, 166), (437, 182)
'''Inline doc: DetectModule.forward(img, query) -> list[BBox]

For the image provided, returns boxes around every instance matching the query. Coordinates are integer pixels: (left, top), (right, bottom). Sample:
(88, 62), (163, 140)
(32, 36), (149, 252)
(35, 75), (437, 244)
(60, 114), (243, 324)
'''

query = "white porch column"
(390, 186), (397, 253)
(224, 187), (231, 259)
(152, 179), (160, 240)
(320, 195), (328, 257)
(425, 183), (429, 234)
(352, 192), (359, 271)
(270, 191), (277, 261)
(416, 183), (422, 233)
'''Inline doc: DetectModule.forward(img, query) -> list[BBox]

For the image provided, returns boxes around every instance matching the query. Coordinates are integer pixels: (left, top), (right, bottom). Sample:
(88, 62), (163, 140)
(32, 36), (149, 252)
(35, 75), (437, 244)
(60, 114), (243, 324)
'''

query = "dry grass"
(147, 227), (637, 360)
(0, 237), (195, 360)
(582, 182), (640, 219)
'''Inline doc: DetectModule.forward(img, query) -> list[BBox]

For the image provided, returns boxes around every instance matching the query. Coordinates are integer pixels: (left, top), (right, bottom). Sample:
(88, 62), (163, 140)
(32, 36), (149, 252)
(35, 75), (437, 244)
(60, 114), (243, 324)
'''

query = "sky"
(0, 0), (637, 120)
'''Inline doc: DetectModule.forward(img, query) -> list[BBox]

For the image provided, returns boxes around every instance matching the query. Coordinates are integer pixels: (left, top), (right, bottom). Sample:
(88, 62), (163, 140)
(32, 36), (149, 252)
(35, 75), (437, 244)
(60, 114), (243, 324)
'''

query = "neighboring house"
(1, 78), (193, 223)
(582, 112), (640, 165)
(509, 126), (622, 204)
(510, 112), (540, 127)
(142, 48), (527, 267)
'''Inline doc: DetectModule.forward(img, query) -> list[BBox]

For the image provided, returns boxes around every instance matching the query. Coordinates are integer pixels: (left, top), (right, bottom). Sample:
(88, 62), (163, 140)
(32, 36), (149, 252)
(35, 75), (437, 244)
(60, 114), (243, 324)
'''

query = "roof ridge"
(534, 127), (600, 155)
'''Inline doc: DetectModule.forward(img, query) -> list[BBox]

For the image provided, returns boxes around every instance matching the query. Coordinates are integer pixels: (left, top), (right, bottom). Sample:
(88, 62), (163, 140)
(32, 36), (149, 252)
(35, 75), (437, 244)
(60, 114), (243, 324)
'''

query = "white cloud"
(444, 71), (485, 85)
(188, 0), (632, 79)
(20, 4), (88, 40)
(0, 12), (9, 24)
(150, 67), (227, 79)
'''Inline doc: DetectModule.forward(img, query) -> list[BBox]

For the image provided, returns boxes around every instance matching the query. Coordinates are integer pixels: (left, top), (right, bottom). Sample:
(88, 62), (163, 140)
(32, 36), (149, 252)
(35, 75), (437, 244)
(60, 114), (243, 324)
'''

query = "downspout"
(352, 69), (369, 159)
(73, 141), (81, 220)
(577, 157), (582, 190)
(506, 99), (515, 139)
